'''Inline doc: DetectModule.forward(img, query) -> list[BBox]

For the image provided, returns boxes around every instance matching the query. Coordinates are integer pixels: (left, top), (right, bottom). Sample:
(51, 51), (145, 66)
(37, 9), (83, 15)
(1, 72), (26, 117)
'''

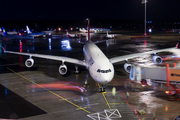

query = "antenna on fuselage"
(86, 18), (91, 42)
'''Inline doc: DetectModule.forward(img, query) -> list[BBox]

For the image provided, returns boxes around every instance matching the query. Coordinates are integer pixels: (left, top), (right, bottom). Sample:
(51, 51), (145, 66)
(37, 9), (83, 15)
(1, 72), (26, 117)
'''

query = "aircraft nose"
(101, 74), (113, 84)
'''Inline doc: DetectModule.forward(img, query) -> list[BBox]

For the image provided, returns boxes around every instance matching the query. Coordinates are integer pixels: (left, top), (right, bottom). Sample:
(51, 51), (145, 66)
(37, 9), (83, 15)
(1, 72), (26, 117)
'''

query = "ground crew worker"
(152, 109), (156, 120)
(84, 79), (88, 88)
(126, 91), (129, 99)
(112, 87), (116, 98)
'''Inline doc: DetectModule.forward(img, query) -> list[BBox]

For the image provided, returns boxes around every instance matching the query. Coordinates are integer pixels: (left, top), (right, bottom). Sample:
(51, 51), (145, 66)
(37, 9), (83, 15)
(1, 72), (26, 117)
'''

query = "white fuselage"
(106, 34), (114, 38)
(7, 31), (18, 35)
(83, 42), (114, 84)
(107, 34), (114, 38)
(106, 32), (114, 38)
(79, 28), (87, 33)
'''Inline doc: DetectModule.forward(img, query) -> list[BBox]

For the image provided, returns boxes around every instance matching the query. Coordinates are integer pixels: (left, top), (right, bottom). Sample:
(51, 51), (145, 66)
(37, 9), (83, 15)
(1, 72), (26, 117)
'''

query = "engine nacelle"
(25, 58), (34, 67)
(59, 64), (67, 75)
(152, 55), (162, 64)
(124, 63), (132, 73)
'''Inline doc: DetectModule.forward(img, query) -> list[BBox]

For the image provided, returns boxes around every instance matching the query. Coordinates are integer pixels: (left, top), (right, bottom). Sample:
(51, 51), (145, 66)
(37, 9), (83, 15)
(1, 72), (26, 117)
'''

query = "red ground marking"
(111, 81), (140, 119)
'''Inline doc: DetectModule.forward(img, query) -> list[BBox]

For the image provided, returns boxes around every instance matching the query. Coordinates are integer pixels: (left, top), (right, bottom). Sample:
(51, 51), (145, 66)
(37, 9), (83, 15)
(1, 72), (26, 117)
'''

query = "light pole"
(142, 0), (148, 37)
(86, 18), (90, 41)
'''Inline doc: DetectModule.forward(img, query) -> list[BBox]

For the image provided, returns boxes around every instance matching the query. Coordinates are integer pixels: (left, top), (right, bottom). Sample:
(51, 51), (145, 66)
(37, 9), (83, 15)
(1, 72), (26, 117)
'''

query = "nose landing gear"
(100, 84), (106, 92)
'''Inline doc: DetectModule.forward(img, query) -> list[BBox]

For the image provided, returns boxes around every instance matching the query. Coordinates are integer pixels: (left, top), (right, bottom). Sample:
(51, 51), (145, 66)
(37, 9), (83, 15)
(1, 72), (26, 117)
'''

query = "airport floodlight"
(141, 0), (148, 4)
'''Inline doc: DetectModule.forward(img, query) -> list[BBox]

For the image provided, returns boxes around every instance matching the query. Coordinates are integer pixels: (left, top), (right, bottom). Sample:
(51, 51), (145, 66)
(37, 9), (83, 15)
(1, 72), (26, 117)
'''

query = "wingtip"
(176, 43), (179, 48)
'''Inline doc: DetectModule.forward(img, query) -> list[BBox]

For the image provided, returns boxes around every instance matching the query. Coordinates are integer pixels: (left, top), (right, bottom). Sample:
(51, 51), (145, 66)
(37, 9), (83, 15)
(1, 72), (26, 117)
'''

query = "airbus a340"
(1, 18), (179, 92)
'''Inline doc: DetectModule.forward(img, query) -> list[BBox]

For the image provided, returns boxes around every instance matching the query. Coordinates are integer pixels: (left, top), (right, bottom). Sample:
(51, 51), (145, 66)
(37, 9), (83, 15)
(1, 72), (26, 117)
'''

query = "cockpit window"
(97, 69), (111, 73)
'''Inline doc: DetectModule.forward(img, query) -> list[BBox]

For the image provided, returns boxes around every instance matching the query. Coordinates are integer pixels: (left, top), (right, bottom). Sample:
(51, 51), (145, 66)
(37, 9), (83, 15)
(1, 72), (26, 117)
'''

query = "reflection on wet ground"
(30, 81), (86, 93)
(0, 83), (46, 119)
(0, 32), (180, 120)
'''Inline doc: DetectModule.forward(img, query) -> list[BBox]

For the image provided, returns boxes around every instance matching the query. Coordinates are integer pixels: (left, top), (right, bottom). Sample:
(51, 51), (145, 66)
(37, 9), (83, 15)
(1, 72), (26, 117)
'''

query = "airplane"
(105, 31), (117, 39)
(0, 27), (18, 35)
(1, 18), (180, 92)
(6, 29), (18, 35)
(26, 26), (46, 38)
(1, 27), (34, 40)
(64, 30), (85, 38)
(80, 28), (110, 33)
(79, 28), (87, 33)
(79, 28), (97, 33)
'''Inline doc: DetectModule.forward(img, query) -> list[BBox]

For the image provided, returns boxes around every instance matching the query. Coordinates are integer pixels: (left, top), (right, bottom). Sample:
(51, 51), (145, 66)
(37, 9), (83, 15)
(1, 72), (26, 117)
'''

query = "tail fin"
(87, 18), (91, 42)
(0, 27), (2, 32)
(1, 46), (6, 52)
(26, 25), (31, 34)
(2, 27), (6, 36)
(176, 43), (179, 49)
(66, 30), (69, 35)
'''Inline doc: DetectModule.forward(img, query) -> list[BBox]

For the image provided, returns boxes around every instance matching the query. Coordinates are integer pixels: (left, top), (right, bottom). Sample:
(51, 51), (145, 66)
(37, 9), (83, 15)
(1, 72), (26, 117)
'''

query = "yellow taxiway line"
(97, 83), (111, 109)
(7, 67), (91, 114)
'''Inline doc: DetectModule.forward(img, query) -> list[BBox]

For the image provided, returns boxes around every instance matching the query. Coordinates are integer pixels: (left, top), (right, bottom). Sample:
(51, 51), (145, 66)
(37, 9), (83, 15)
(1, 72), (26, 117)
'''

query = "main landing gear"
(100, 84), (106, 92)
(74, 65), (80, 74)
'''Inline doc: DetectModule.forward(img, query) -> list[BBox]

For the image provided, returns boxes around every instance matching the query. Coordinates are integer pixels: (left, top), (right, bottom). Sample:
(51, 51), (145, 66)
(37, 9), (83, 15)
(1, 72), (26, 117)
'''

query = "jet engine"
(124, 63), (132, 73)
(59, 64), (67, 75)
(152, 55), (162, 64)
(25, 58), (34, 67)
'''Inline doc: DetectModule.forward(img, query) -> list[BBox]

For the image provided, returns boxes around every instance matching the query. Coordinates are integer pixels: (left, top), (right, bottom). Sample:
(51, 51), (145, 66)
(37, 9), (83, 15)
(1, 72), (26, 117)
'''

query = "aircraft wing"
(2, 48), (87, 67)
(109, 45), (179, 64)
(72, 39), (112, 44)
(93, 39), (113, 44)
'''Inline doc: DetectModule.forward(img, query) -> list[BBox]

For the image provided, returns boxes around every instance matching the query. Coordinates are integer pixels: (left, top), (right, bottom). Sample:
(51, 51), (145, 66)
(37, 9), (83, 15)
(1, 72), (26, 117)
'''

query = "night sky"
(0, 0), (180, 21)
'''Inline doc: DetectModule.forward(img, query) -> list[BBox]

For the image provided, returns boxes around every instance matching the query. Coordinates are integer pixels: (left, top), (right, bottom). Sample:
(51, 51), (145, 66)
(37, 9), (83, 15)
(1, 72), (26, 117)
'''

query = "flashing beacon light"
(19, 40), (22, 52)
(148, 28), (152, 33)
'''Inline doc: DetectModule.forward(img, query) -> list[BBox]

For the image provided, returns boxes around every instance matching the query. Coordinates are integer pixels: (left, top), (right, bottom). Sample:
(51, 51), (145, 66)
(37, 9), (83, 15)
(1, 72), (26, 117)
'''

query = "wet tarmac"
(0, 31), (180, 120)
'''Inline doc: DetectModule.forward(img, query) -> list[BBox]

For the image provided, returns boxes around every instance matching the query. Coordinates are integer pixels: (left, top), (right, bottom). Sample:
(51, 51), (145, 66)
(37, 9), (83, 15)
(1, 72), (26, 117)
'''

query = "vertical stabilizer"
(176, 43), (179, 49)
(26, 25), (31, 34)
(2, 27), (6, 36)
(66, 30), (69, 35)
(87, 18), (91, 42)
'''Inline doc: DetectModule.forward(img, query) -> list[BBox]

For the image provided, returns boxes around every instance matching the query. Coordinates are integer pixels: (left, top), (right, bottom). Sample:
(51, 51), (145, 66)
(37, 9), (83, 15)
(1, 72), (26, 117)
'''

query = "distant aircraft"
(7, 31), (18, 35)
(105, 31), (115, 38)
(65, 30), (85, 38)
(26, 26), (46, 38)
(80, 28), (110, 33)
(1, 27), (34, 39)
(6, 29), (18, 35)
(0, 27), (17, 36)
(79, 28), (87, 33)
(1, 19), (179, 92)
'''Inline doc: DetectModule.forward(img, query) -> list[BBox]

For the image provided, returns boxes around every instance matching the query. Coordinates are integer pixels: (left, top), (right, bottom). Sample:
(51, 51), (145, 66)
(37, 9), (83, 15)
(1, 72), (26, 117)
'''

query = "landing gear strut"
(100, 84), (106, 92)
(74, 65), (80, 74)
